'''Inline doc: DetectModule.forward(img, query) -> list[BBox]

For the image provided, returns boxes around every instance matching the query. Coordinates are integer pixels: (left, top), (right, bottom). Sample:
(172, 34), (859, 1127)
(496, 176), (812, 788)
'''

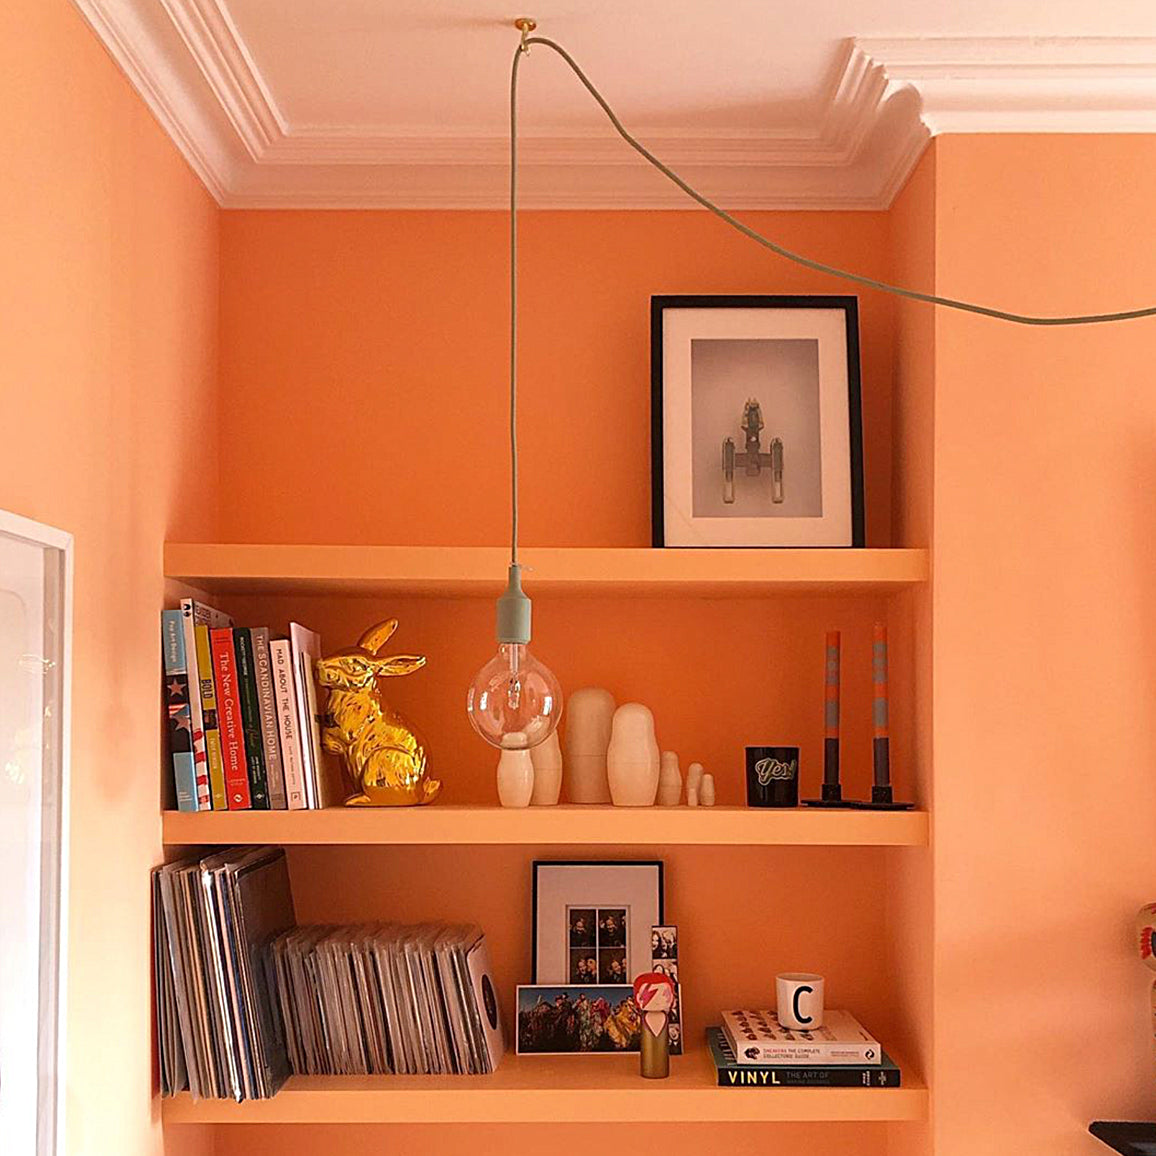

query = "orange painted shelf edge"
(163, 543), (930, 597)
(162, 804), (928, 847)
(161, 1047), (927, 1125)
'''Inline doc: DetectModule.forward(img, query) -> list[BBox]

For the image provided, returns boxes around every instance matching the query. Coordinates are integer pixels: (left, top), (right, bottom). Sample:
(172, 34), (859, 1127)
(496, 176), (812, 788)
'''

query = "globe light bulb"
(466, 642), (562, 750)
(466, 563), (563, 750)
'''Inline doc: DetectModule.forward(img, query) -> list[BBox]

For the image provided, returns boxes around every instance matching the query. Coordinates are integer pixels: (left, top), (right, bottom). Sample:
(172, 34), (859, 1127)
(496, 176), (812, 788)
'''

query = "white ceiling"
(74, 1), (1156, 208)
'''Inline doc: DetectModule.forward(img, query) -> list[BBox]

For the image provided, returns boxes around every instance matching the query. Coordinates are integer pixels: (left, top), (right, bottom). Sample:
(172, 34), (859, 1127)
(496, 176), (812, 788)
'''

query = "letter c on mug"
(792, 984), (814, 1026)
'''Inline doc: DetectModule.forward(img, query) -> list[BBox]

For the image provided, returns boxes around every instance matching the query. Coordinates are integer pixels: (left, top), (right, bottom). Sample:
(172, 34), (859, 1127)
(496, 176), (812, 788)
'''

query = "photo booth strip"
(651, 924), (681, 1054)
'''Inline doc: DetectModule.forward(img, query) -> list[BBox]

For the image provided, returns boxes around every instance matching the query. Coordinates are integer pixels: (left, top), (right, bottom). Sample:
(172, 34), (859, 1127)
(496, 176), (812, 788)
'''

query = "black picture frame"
(531, 859), (665, 984)
(650, 294), (865, 548)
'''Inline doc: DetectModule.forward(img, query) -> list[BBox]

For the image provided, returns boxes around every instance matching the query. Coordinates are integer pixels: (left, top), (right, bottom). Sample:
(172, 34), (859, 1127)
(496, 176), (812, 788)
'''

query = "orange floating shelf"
(162, 804), (928, 847)
(161, 1047), (927, 1125)
(163, 543), (929, 598)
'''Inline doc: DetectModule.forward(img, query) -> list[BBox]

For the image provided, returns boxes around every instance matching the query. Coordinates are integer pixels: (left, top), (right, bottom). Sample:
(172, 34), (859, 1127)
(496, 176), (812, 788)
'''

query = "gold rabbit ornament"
(314, 618), (441, 806)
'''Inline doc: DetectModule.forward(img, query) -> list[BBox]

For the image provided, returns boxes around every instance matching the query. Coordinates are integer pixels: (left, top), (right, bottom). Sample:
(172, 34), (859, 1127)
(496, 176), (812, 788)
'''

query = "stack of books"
(162, 599), (330, 811)
(708, 1010), (901, 1088)
(154, 846), (297, 1100)
(272, 923), (504, 1077)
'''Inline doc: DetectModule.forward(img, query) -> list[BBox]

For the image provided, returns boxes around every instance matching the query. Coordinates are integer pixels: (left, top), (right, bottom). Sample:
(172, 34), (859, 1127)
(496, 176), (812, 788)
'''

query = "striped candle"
(872, 623), (891, 791)
(823, 631), (841, 798)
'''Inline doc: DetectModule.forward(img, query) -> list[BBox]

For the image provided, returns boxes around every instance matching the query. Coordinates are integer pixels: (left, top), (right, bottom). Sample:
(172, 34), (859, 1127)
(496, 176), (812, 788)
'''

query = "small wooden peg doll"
(633, 972), (677, 1079)
(1136, 903), (1156, 1063)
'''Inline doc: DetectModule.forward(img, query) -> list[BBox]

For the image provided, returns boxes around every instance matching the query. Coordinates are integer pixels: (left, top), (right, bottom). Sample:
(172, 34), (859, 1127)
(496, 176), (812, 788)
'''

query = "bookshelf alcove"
(161, 543), (932, 1133)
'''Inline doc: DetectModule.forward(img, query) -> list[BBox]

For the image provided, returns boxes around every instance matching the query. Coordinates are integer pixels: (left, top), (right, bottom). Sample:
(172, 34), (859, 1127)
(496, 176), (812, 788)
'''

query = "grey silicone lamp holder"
(496, 563), (532, 645)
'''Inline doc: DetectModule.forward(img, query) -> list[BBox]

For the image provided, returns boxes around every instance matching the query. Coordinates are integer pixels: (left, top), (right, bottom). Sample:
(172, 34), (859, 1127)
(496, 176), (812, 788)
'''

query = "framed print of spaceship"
(651, 295), (865, 548)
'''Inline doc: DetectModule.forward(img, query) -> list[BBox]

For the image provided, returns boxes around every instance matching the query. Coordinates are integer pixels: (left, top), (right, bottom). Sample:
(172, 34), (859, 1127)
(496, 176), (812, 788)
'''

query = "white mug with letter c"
(776, 972), (825, 1031)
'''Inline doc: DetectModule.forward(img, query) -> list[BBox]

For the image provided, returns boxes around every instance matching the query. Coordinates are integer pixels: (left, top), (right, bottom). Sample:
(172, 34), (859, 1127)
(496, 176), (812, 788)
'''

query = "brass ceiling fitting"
(514, 17), (537, 53)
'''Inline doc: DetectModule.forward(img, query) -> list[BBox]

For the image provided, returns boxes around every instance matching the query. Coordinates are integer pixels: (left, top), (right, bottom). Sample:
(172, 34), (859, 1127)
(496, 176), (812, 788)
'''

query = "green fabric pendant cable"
(464, 17), (1156, 754)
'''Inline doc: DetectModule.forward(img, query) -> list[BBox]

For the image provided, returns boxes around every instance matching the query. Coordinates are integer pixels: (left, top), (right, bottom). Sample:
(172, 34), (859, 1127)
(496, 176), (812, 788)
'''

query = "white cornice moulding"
(859, 37), (1156, 135)
(67, 7), (1156, 209)
(72, 0), (240, 201)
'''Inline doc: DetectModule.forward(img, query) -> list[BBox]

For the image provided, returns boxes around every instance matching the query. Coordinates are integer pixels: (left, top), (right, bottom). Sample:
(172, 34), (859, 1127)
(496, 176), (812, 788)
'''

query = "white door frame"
(0, 509), (73, 1156)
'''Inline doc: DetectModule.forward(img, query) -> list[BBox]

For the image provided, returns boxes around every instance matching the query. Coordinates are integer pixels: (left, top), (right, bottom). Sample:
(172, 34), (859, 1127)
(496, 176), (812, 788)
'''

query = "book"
(721, 1009), (882, 1066)
(194, 625), (227, 810)
(707, 1028), (900, 1088)
(184, 600), (234, 810)
(289, 623), (327, 809)
(234, 629), (270, 810)
(179, 601), (212, 810)
(251, 628), (287, 810)
(162, 610), (198, 812)
(210, 627), (251, 809)
(269, 639), (307, 810)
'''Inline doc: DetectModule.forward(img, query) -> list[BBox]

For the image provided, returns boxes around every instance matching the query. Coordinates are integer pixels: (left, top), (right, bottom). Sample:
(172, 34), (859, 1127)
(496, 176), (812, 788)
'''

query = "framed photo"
(515, 985), (641, 1054)
(532, 861), (663, 986)
(650, 295), (864, 548)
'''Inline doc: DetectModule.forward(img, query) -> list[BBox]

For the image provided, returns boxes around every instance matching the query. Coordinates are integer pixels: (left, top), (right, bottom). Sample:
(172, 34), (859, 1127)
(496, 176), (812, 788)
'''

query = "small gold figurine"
(315, 618), (441, 806)
(633, 972), (677, 1079)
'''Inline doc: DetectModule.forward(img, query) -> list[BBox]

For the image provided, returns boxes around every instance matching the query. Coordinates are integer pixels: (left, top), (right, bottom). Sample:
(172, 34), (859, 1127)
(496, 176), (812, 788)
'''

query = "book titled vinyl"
(707, 1027), (900, 1087)
(721, 1009), (882, 1065)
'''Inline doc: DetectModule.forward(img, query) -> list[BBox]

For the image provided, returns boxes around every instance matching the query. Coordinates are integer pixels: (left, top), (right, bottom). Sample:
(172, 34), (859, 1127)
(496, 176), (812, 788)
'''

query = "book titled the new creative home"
(721, 1009), (881, 1065)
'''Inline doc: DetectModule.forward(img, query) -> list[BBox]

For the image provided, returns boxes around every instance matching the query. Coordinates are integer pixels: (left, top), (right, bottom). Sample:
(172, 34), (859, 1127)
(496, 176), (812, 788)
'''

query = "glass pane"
(0, 525), (65, 1155)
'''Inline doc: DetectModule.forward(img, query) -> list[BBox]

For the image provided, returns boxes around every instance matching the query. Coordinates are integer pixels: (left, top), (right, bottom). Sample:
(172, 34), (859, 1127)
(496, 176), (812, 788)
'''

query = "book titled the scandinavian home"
(721, 1009), (882, 1066)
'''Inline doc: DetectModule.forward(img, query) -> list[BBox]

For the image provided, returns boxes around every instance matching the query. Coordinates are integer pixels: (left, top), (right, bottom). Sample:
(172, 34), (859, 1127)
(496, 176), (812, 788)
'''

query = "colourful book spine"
(195, 625), (228, 810)
(179, 601), (211, 810)
(270, 639), (307, 810)
(251, 627), (287, 810)
(210, 627), (251, 809)
(234, 629), (270, 810)
(162, 610), (197, 812)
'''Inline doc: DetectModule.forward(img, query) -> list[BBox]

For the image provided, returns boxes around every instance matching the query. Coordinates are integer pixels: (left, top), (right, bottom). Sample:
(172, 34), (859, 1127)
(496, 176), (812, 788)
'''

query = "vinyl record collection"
(154, 846), (296, 1101)
(272, 924), (505, 1077)
(153, 846), (505, 1101)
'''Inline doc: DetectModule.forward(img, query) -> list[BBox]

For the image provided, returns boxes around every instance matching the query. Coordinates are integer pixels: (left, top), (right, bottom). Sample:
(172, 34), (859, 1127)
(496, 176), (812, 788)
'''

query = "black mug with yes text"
(745, 746), (800, 807)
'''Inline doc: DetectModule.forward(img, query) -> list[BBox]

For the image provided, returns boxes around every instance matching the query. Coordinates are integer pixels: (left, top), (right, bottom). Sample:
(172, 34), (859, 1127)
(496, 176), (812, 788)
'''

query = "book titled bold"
(269, 639), (307, 810)
(210, 628), (251, 809)
(721, 1010), (882, 1066)
(162, 610), (197, 812)
(234, 629), (270, 810)
(250, 628), (286, 810)
(707, 1028), (900, 1087)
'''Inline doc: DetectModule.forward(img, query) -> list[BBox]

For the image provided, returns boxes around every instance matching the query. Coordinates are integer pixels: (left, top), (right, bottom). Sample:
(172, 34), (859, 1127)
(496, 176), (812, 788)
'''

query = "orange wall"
(14, 12), (1154, 1149)
(0, 2), (219, 1154)
(883, 144), (937, 1156)
(218, 209), (897, 547)
(213, 207), (909, 1156)
(931, 135), (1156, 1154)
